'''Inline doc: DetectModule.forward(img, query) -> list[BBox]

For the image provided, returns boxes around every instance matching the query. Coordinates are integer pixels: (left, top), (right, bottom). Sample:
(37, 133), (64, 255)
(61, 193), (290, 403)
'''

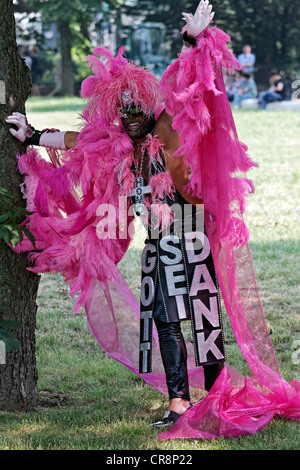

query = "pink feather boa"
(149, 171), (175, 201)
(15, 119), (173, 312)
(16, 118), (137, 312)
(160, 25), (258, 247)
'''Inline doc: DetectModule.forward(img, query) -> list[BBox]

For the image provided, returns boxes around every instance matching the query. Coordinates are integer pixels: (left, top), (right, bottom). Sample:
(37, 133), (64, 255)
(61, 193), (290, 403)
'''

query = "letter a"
(190, 265), (217, 296)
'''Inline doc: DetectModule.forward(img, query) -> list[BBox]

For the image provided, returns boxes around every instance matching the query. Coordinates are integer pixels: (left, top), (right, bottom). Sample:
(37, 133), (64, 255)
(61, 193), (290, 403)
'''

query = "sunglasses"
(117, 106), (144, 119)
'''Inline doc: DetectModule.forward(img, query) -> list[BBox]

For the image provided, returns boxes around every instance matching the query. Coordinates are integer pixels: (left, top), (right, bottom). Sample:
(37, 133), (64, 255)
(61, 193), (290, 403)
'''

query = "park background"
(0, 0), (299, 450)
(14, 0), (300, 96)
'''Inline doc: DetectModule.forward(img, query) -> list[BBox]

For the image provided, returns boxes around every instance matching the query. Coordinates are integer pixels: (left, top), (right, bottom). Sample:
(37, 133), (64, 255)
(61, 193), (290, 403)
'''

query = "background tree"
(123, 0), (300, 79)
(13, 0), (300, 91)
(214, 0), (300, 72)
(0, 0), (40, 411)
(25, 0), (124, 95)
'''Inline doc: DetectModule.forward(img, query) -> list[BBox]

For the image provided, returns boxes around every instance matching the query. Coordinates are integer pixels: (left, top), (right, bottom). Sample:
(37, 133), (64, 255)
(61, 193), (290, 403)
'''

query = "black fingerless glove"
(24, 127), (43, 146)
(182, 31), (197, 47)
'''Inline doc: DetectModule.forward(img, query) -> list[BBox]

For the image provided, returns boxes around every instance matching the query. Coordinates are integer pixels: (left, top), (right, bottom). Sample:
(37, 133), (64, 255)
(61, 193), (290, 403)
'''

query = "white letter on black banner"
(197, 330), (224, 363)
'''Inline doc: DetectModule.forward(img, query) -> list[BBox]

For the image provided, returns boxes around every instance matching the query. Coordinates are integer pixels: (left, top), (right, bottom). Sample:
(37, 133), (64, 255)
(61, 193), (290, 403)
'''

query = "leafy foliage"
(15, 0), (300, 91)
(0, 187), (35, 248)
(0, 309), (22, 352)
(0, 187), (36, 352)
(123, 0), (300, 69)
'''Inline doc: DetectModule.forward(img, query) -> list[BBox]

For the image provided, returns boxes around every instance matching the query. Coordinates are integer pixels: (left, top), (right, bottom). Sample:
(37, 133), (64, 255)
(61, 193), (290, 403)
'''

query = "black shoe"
(150, 404), (193, 429)
(150, 410), (182, 428)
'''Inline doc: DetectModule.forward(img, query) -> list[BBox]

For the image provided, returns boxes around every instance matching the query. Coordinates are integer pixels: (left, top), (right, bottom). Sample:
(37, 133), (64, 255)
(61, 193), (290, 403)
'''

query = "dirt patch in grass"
(37, 391), (69, 409)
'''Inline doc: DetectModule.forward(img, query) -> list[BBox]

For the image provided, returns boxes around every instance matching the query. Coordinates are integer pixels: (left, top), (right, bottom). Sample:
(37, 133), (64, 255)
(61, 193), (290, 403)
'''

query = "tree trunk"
(58, 20), (75, 96)
(0, 0), (40, 411)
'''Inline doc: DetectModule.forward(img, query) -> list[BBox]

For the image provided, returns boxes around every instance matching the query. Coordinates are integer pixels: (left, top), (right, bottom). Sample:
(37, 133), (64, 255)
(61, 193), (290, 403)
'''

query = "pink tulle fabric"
(15, 26), (300, 440)
(157, 26), (300, 439)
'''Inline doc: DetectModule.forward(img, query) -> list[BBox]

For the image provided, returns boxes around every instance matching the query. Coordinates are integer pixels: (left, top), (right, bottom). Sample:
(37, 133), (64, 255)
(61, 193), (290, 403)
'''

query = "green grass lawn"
(0, 98), (299, 450)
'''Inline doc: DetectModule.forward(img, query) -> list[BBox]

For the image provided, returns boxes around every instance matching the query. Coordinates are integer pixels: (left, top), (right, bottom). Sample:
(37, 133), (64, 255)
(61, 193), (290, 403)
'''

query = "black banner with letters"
(139, 230), (225, 373)
(182, 231), (225, 367)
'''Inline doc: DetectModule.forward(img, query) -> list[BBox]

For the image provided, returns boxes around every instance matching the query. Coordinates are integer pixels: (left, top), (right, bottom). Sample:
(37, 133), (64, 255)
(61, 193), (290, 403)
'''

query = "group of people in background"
(225, 44), (287, 109)
(18, 42), (288, 109)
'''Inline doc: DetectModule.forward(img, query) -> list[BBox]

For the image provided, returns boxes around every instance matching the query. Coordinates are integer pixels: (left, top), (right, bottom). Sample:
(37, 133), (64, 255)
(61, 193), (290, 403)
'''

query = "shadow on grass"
(0, 398), (298, 450)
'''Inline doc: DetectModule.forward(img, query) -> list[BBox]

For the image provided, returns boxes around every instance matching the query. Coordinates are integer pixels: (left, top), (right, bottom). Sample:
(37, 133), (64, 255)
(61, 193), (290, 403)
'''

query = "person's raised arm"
(5, 112), (78, 150)
(181, 0), (214, 48)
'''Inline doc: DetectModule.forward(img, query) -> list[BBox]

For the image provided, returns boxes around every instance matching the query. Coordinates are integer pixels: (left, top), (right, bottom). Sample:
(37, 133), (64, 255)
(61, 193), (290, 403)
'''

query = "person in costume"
(5, 0), (300, 439)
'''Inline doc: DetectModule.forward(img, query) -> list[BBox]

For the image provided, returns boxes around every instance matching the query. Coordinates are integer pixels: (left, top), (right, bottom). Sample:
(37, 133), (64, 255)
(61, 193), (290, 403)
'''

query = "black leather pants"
(155, 319), (190, 401)
(154, 318), (224, 400)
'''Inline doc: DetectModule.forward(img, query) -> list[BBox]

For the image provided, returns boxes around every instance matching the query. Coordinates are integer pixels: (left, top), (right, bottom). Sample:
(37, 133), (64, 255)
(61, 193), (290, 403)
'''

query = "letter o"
(141, 276), (154, 307)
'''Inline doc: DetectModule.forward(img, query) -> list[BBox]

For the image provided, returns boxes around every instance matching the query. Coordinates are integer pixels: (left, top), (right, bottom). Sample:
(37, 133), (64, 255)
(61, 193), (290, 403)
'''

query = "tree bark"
(0, 0), (40, 411)
(58, 20), (75, 96)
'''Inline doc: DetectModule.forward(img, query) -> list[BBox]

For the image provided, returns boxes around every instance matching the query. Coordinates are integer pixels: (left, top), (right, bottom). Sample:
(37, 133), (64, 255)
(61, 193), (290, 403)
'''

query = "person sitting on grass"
(258, 69), (287, 109)
(233, 71), (257, 108)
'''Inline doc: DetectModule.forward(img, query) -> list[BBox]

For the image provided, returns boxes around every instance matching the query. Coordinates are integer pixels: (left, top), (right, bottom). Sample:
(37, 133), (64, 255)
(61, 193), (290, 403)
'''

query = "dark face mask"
(120, 108), (156, 140)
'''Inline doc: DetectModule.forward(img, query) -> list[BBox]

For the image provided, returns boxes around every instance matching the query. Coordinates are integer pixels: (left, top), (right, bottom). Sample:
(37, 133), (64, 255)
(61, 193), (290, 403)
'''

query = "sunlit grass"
(0, 98), (299, 450)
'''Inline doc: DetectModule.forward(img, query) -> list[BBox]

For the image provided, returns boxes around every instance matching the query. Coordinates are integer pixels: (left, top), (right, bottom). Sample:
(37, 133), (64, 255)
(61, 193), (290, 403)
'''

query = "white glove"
(5, 112), (32, 143)
(5, 112), (66, 149)
(39, 130), (66, 150)
(182, 0), (215, 38)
